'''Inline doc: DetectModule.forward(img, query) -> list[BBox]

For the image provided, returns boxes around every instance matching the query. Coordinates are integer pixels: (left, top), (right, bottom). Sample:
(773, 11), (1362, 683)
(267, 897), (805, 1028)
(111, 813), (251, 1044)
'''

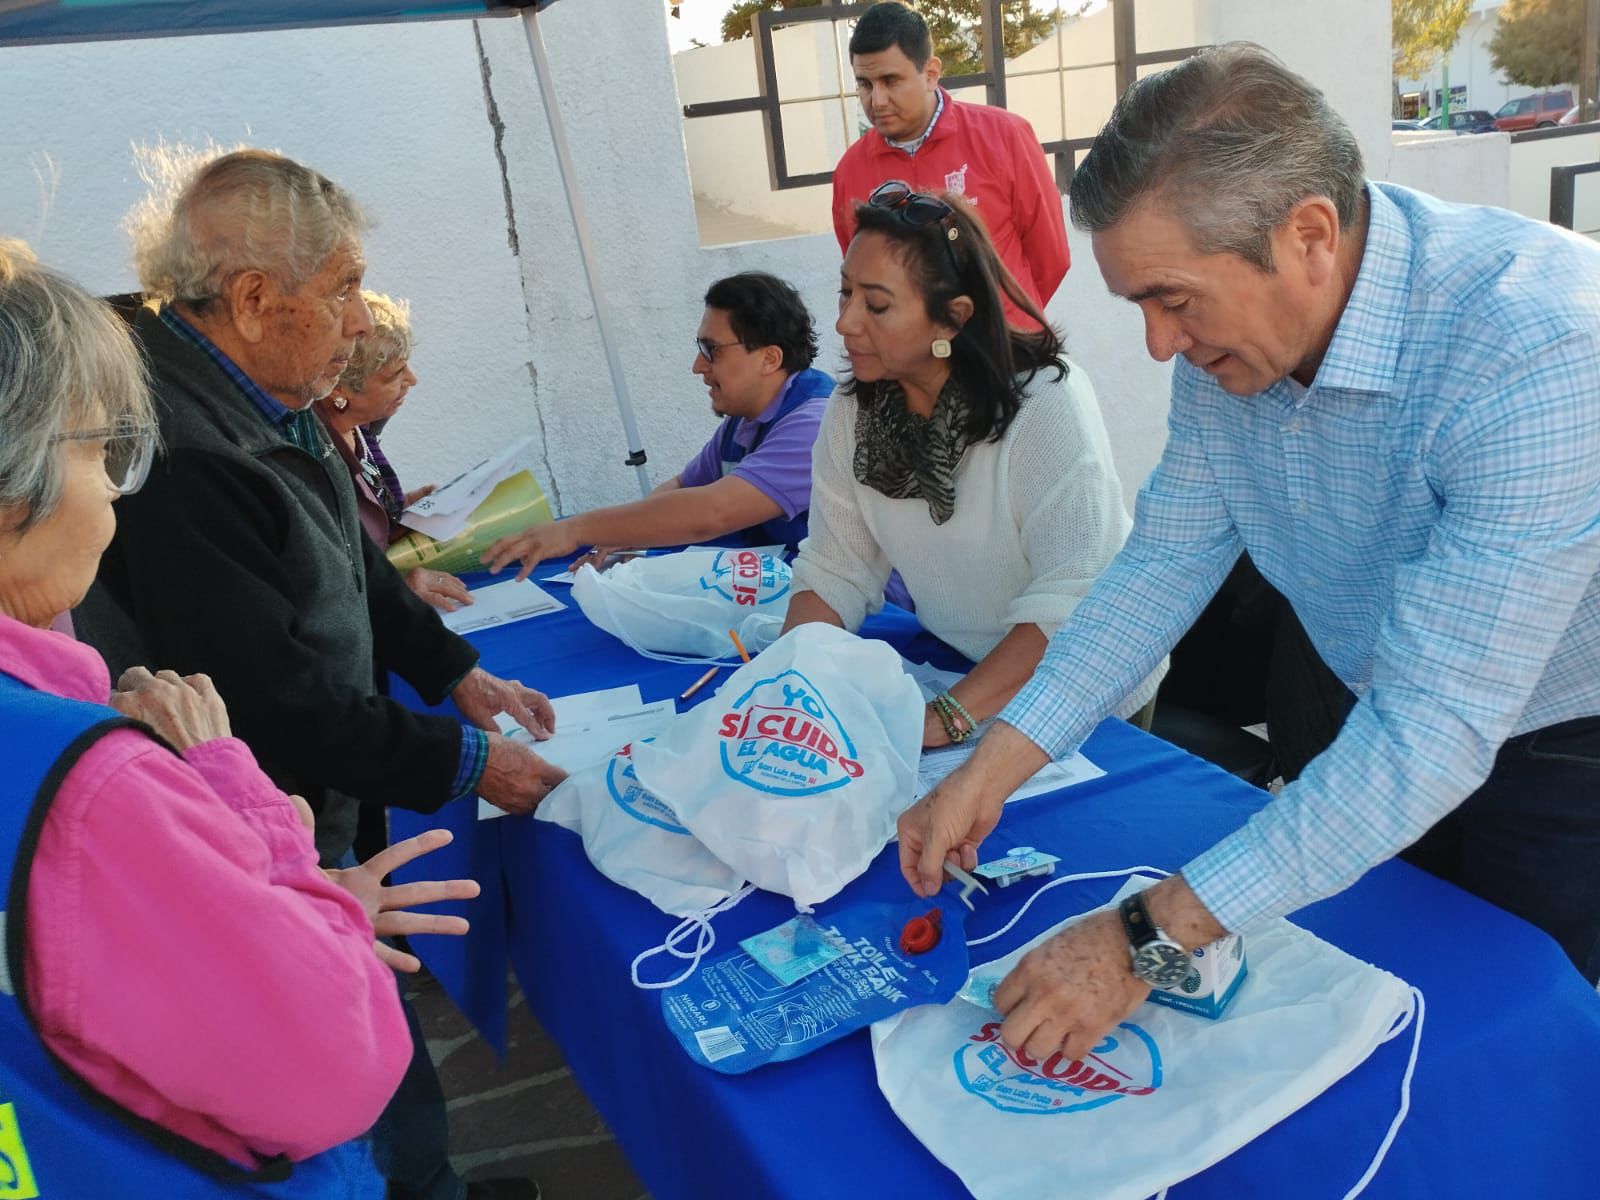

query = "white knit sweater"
(791, 359), (1164, 718)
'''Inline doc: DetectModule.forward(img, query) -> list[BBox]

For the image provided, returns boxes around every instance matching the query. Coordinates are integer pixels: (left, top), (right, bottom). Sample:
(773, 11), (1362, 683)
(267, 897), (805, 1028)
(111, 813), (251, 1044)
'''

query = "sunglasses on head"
(868, 180), (956, 227)
(867, 180), (964, 274)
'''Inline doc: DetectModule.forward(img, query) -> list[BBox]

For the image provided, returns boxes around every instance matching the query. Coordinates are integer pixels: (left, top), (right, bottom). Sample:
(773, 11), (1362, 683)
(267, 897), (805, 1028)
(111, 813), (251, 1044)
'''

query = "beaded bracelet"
(929, 691), (976, 743)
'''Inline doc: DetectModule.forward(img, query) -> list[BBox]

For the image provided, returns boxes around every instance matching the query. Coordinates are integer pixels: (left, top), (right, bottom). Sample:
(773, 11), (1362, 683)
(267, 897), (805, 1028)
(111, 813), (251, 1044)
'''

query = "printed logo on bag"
(699, 550), (790, 607)
(0, 1103), (40, 1199)
(954, 1020), (1162, 1115)
(717, 668), (864, 796)
(606, 741), (689, 834)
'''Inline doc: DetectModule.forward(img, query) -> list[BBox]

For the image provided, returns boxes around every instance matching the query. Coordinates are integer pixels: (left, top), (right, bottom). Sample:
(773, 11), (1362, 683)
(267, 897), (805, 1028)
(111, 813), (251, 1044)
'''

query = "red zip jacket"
(832, 89), (1070, 324)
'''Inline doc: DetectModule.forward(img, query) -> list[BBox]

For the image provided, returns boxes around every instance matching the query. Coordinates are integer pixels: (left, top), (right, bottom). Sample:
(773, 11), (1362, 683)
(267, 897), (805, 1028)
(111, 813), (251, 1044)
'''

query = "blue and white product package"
(631, 624), (924, 910)
(572, 547), (791, 662)
(877, 877), (1421, 1200)
(1148, 926), (1247, 1020)
(535, 740), (744, 918)
(974, 847), (1060, 889)
(663, 895), (971, 1074)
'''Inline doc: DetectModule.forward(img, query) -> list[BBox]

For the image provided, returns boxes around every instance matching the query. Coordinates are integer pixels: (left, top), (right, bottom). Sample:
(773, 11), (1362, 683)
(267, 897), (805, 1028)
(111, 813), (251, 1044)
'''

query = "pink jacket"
(4, 612), (410, 1166)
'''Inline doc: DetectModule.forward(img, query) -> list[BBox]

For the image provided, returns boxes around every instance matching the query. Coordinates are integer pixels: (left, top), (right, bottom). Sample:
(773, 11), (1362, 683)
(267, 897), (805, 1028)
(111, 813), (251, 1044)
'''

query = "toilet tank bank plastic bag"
(630, 624), (924, 910)
(662, 894), (971, 1074)
(572, 547), (791, 660)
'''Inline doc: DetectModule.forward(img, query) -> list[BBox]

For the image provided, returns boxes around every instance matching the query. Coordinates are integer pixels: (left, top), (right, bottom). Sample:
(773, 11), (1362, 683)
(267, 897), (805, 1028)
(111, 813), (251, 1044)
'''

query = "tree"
(1392, 0), (1472, 81)
(1489, 0), (1584, 88)
(721, 0), (1063, 76)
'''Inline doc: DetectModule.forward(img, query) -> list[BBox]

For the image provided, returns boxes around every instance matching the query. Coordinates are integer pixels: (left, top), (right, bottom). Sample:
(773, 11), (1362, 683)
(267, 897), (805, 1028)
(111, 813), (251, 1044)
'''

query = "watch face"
(1132, 941), (1191, 988)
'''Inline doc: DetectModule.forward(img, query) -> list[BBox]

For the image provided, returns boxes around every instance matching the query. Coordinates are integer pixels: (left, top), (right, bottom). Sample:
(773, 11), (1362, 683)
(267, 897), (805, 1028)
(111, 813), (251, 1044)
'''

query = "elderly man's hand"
(992, 910), (1151, 1063)
(477, 733), (567, 816)
(482, 523), (582, 582)
(324, 827), (481, 973)
(896, 771), (1005, 897)
(451, 666), (554, 740)
(898, 722), (1048, 895)
(110, 667), (232, 750)
(405, 567), (472, 612)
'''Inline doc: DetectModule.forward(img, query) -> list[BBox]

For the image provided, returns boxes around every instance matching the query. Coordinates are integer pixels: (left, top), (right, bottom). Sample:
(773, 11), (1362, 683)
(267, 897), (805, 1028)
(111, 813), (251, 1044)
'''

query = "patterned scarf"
(852, 376), (976, 525)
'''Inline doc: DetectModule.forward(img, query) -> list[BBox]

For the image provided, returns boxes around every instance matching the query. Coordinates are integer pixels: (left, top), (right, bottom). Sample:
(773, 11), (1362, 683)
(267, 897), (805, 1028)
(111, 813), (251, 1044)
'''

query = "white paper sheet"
(399, 435), (535, 540)
(916, 739), (1104, 804)
(903, 657), (1105, 802)
(477, 686), (678, 819)
(439, 578), (563, 635)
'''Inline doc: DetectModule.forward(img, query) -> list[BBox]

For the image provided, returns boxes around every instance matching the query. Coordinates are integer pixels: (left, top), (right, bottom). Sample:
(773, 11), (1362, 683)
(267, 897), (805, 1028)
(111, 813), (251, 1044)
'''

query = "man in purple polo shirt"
(485, 272), (832, 579)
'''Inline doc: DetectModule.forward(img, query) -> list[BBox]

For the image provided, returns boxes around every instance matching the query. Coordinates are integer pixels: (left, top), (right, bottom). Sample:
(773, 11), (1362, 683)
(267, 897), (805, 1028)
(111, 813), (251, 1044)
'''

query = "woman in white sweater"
(786, 182), (1161, 746)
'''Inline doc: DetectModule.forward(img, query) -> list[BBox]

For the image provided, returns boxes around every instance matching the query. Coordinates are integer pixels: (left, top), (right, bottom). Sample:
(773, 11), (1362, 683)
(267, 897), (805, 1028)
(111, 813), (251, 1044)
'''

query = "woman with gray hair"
(0, 240), (473, 1196)
(314, 289), (470, 612)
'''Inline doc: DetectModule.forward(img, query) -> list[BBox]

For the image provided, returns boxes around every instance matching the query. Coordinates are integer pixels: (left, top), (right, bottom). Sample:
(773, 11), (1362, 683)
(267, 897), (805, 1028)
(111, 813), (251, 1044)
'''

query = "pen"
(679, 666), (720, 701)
(728, 629), (751, 663)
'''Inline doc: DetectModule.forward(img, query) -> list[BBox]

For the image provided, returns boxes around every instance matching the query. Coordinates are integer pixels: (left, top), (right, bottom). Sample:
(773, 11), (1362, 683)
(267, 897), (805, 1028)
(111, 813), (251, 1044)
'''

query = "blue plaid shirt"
(160, 306), (490, 802)
(1000, 183), (1600, 932)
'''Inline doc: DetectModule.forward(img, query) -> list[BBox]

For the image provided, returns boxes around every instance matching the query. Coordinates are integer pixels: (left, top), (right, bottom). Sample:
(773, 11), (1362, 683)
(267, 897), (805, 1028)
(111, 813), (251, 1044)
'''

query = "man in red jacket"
(831, 2), (1070, 325)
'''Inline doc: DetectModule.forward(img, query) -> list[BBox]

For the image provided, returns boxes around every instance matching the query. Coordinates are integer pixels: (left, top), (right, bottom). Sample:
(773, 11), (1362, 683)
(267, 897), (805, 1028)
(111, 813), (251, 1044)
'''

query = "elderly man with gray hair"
(899, 42), (1600, 1063)
(83, 149), (550, 1200)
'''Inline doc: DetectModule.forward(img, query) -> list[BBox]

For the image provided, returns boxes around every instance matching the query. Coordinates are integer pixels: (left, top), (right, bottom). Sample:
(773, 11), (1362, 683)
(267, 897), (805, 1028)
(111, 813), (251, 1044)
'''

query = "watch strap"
(1118, 891), (1160, 950)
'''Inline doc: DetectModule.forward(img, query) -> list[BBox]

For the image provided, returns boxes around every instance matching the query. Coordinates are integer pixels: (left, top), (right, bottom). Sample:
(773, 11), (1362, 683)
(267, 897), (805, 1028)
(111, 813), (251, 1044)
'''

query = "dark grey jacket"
(84, 307), (478, 862)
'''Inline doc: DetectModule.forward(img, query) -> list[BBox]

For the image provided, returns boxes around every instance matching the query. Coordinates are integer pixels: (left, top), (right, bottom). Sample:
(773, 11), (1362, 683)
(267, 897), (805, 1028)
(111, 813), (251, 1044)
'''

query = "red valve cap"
(899, 908), (943, 955)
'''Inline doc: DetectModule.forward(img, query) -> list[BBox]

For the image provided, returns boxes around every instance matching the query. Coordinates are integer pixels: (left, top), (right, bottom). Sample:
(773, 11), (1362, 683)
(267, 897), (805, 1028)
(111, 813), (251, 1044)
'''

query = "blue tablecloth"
(392, 570), (1600, 1199)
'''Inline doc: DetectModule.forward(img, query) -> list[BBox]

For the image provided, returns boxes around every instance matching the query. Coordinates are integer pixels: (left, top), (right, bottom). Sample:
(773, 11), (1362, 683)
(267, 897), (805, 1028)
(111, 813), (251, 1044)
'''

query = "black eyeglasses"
(51, 417), (158, 495)
(695, 337), (746, 363)
(867, 180), (963, 274)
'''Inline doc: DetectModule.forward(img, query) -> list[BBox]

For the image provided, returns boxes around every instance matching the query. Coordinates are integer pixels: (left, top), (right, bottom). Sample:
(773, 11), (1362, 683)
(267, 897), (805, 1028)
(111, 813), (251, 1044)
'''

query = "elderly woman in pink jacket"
(0, 241), (474, 1197)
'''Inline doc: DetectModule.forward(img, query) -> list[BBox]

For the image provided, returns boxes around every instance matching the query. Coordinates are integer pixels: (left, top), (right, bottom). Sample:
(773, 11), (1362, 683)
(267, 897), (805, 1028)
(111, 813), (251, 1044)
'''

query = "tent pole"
(518, 6), (652, 499)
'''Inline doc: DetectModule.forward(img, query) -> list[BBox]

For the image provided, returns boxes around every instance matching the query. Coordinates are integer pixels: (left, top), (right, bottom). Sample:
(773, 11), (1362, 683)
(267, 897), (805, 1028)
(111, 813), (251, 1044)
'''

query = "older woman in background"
(0, 241), (472, 1197)
(314, 290), (469, 612)
(786, 184), (1161, 746)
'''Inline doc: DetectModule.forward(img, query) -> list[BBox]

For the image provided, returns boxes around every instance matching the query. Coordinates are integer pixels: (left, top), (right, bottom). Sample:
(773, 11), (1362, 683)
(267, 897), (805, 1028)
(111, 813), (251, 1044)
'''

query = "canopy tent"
(0, 0), (655, 497)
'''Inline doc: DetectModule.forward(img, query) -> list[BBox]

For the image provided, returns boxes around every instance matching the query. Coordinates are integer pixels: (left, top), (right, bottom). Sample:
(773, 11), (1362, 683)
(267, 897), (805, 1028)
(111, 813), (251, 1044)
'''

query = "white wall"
(0, 0), (1542, 525)
(0, 19), (539, 499)
(1507, 129), (1600, 225)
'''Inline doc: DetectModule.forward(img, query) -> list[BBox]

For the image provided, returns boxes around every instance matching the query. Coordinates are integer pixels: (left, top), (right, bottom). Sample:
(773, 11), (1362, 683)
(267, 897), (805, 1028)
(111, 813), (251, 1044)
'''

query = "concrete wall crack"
(474, 21), (521, 258)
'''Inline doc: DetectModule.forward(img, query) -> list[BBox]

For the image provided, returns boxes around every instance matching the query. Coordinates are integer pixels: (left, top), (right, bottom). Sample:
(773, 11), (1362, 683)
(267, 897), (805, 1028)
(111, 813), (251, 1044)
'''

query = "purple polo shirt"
(677, 372), (829, 519)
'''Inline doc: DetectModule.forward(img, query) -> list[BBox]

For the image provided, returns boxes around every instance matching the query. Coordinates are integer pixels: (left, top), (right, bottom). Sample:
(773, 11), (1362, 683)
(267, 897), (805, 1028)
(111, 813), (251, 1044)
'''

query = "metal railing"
(1510, 121), (1600, 236)
(1550, 161), (1600, 235)
(680, 0), (1205, 193)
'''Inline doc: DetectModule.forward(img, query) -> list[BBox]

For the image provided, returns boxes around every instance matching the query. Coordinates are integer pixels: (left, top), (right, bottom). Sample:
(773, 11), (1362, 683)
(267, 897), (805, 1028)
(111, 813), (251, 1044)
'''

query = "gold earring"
(931, 338), (952, 359)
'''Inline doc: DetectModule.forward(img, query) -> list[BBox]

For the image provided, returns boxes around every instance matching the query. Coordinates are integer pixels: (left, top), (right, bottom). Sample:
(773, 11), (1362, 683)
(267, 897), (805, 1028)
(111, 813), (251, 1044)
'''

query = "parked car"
(1493, 89), (1575, 132)
(1417, 109), (1498, 134)
(1558, 104), (1592, 126)
(1392, 118), (1422, 130)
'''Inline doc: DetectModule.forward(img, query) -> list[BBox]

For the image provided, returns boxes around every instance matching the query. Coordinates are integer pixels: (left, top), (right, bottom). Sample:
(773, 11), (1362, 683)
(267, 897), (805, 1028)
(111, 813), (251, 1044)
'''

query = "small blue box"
(1146, 932), (1249, 1020)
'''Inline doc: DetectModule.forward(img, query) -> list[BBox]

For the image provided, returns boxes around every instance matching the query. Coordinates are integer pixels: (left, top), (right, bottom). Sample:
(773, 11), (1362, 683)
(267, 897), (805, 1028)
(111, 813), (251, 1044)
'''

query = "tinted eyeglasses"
(51, 417), (158, 495)
(694, 337), (746, 363)
(867, 180), (963, 273)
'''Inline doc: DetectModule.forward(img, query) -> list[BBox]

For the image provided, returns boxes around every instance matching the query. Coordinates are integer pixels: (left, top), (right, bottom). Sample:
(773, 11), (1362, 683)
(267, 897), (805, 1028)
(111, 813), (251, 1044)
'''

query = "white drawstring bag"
(872, 874), (1421, 1200)
(571, 548), (791, 662)
(536, 740), (746, 919)
(630, 623), (924, 910)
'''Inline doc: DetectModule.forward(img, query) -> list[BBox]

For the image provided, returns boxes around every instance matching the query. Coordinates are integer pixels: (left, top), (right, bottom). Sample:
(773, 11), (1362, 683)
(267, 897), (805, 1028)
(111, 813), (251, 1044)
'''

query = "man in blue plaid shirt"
(899, 43), (1600, 1063)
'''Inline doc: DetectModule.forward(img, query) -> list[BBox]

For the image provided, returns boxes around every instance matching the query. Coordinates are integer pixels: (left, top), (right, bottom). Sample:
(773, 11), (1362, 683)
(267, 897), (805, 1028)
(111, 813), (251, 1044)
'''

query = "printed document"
(903, 657), (1105, 802)
(440, 578), (563, 635)
(478, 685), (677, 819)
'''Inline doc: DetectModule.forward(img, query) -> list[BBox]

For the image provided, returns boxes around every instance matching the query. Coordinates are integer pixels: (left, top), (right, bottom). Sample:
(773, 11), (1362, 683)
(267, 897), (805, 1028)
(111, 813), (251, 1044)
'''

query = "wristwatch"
(1118, 891), (1191, 988)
